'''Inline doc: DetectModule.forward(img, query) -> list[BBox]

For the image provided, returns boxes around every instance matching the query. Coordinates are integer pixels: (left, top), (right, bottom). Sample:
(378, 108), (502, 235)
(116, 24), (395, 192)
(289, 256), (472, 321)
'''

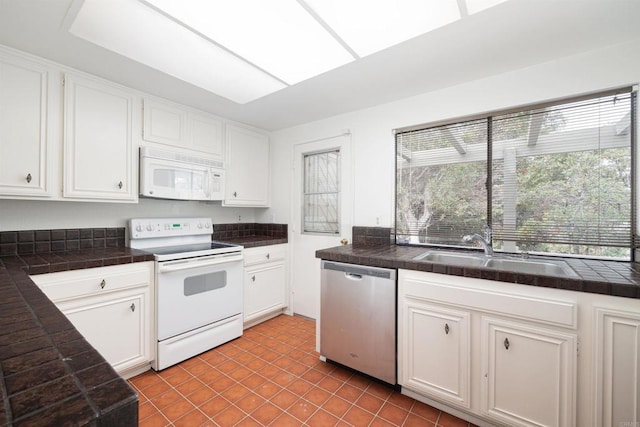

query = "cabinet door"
(244, 262), (285, 323)
(64, 74), (136, 201)
(399, 300), (471, 408)
(481, 317), (576, 427)
(594, 308), (640, 427)
(58, 288), (150, 375)
(224, 124), (269, 207)
(0, 52), (49, 197)
(189, 111), (224, 158)
(142, 98), (186, 146)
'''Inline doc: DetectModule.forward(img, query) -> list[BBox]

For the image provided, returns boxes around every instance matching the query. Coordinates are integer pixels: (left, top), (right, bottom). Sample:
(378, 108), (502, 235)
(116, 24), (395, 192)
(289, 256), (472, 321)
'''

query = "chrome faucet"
(463, 225), (493, 256)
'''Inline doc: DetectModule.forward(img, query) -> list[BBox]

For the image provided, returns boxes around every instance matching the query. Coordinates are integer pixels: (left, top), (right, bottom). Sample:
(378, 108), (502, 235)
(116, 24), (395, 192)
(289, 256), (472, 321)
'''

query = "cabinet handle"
(26, 173), (32, 183)
(100, 279), (106, 289)
(233, 191), (237, 197)
(251, 275), (256, 282)
(130, 303), (135, 312)
(444, 323), (450, 334)
(266, 253), (270, 260)
(504, 338), (510, 350)
(118, 181), (123, 189)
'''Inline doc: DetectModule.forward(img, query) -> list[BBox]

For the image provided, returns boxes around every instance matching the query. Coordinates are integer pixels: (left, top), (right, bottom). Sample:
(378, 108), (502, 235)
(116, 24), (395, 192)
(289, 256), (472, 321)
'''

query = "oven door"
(156, 252), (243, 341)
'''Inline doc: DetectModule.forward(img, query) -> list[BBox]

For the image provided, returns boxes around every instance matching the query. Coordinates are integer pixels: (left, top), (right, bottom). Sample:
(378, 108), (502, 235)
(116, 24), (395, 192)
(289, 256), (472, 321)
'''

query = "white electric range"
(129, 217), (244, 371)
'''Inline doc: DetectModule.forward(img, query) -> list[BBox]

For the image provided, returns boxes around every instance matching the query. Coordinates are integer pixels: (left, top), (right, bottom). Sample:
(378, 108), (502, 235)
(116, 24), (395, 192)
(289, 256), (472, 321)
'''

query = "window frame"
(394, 86), (638, 260)
(301, 148), (341, 235)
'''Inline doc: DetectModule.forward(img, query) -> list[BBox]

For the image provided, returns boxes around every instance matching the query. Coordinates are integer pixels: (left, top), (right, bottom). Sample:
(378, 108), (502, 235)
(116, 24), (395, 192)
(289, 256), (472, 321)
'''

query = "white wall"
(0, 198), (256, 231)
(262, 38), (640, 229)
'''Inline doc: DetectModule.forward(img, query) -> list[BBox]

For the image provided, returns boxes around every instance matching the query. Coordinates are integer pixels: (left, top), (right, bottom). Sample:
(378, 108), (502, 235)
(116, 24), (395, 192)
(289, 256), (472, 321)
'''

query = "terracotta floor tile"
(287, 378), (313, 395)
(221, 383), (251, 402)
(287, 398), (318, 422)
(307, 408), (339, 427)
(199, 395), (231, 418)
(139, 412), (170, 427)
(387, 391), (415, 410)
(270, 389), (298, 410)
(212, 405), (245, 426)
(254, 380), (282, 399)
(322, 396), (352, 418)
(242, 373), (267, 390)
(141, 380), (171, 398)
(411, 400), (441, 422)
(138, 401), (157, 421)
(175, 378), (206, 396)
(318, 376), (343, 393)
(405, 413), (437, 427)
(162, 399), (196, 422)
(164, 368), (192, 387)
(130, 315), (474, 427)
(251, 402), (281, 425)
(236, 392), (266, 413)
(378, 402), (410, 425)
(186, 386), (217, 406)
(438, 411), (471, 427)
(303, 387), (331, 406)
(336, 383), (365, 403)
(150, 389), (182, 410)
(270, 412), (303, 426)
(343, 405), (374, 426)
(172, 409), (210, 427)
(355, 392), (385, 414)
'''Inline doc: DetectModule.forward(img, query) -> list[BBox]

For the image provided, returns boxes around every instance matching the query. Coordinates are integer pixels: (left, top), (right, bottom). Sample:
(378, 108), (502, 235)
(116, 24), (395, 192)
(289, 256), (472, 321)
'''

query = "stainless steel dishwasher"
(320, 260), (397, 384)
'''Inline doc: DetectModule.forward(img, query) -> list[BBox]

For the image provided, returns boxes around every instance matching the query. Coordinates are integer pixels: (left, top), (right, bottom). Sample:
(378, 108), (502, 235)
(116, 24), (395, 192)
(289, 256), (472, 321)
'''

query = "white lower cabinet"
(481, 317), (577, 427)
(31, 262), (154, 378)
(399, 269), (578, 427)
(594, 307), (640, 427)
(243, 244), (287, 326)
(401, 300), (471, 408)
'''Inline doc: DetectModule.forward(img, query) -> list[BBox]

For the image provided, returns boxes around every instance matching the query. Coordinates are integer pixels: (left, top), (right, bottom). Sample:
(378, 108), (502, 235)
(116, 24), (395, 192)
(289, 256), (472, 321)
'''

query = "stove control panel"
(129, 217), (212, 239)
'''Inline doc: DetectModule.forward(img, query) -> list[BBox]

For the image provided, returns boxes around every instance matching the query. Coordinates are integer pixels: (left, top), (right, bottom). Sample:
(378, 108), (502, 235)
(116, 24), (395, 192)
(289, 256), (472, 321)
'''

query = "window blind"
(396, 87), (637, 259)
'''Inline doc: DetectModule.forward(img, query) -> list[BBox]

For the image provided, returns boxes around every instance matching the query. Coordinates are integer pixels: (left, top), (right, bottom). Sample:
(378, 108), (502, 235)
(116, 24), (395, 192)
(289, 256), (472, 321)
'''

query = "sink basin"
(414, 250), (578, 278)
(484, 258), (578, 278)
(413, 251), (486, 267)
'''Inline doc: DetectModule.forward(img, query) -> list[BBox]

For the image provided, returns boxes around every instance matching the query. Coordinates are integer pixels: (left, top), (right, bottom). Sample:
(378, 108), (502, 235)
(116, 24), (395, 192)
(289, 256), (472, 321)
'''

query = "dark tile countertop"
(214, 222), (288, 249)
(0, 246), (154, 426)
(224, 235), (288, 248)
(316, 244), (640, 299)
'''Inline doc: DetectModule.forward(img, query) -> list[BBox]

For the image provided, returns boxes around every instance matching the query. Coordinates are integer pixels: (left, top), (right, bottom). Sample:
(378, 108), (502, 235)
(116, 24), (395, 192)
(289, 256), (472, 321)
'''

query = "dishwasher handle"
(321, 260), (396, 281)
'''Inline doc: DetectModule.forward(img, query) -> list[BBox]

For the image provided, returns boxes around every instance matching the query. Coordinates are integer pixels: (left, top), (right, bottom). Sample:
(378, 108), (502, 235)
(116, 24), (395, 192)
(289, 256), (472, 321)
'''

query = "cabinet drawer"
(244, 244), (287, 267)
(32, 262), (153, 302)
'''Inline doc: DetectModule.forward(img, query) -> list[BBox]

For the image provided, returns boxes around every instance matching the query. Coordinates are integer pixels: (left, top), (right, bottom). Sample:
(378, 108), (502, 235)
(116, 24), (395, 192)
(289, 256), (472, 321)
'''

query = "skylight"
(68, 0), (509, 104)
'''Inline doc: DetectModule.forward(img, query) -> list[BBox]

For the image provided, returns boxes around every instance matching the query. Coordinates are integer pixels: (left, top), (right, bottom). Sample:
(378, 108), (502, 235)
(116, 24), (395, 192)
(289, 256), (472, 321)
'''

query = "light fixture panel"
(304, 0), (461, 57)
(69, 0), (286, 103)
(144, 0), (355, 85)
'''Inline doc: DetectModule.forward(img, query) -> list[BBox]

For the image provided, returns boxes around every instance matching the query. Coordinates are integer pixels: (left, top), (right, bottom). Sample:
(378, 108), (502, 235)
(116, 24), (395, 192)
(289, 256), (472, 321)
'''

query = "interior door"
(291, 134), (352, 324)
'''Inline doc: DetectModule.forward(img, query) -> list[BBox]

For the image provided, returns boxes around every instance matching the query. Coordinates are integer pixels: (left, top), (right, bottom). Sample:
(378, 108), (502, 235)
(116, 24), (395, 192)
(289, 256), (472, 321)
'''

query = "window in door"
(303, 150), (340, 234)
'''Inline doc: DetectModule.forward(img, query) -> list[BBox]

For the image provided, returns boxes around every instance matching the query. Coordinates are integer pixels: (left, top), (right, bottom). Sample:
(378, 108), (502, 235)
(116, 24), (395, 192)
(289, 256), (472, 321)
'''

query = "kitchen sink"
(484, 258), (578, 278)
(413, 251), (486, 267)
(413, 250), (578, 278)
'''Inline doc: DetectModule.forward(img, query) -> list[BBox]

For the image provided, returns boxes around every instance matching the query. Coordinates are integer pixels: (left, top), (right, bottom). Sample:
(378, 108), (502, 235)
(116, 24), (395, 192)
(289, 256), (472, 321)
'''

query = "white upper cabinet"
(63, 73), (137, 202)
(224, 124), (269, 207)
(0, 50), (51, 197)
(142, 98), (224, 159)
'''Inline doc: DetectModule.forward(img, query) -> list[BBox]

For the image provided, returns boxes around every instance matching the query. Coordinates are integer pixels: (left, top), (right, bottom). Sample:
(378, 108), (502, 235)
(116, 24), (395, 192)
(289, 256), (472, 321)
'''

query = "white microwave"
(139, 147), (225, 201)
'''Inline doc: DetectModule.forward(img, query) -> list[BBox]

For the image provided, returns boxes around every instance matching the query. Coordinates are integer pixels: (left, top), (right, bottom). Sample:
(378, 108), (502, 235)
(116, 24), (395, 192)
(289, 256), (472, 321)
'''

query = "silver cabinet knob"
(100, 279), (106, 289)
(233, 191), (237, 197)
(26, 173), (32, 183)
(130, 303), (135, 312)
(251, 275), (256, 282)
(266, 253), (270, 260)
(504, 338), (510, 350)
(444, 323), (450, 335)
(118, 181), (123, 189)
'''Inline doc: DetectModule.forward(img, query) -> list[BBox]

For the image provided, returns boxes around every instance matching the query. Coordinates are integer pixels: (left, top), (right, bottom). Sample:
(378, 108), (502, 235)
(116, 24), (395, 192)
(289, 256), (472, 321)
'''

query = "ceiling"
(0, 0), (639, 131)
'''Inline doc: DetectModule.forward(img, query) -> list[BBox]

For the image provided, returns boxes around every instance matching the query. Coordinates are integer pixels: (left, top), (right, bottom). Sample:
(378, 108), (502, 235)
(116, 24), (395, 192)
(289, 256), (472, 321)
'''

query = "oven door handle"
(158, 254), (243, 273)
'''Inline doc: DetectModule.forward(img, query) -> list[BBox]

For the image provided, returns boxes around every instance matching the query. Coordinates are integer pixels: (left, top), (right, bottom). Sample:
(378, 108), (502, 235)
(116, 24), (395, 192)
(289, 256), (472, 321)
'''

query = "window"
(303, 150), (340, 234)
(396, 88), (637, 259)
